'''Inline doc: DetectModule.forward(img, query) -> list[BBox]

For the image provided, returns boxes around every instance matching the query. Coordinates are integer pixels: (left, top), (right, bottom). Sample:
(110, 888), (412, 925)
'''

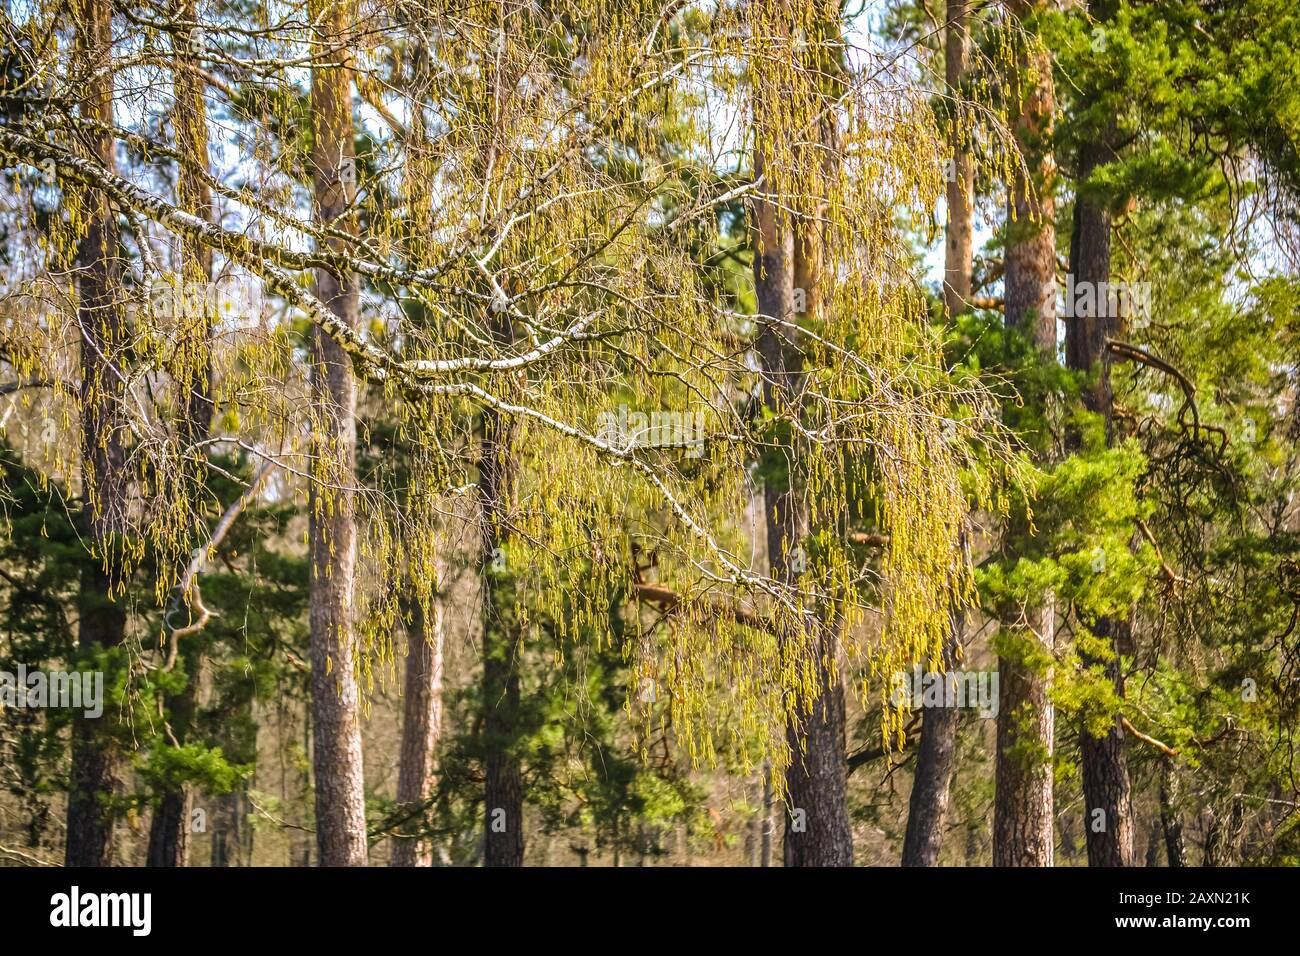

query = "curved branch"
(162, 458), (277, 670)
(1106, 338), (1202, 442)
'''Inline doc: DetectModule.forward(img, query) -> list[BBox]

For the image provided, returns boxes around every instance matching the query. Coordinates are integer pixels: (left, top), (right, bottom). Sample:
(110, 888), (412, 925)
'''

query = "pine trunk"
(993, 0), (1059, 868)
(65, 0), (127, 868)
(147, 791), (191, 867)
(1159, 757), (1187, 867)
(391, 595), (445, 866)
(308, 0), (368, 867)
(481, 308), (524, 867)
(902, 615), (963, 866)
(910, 1), (976, 849)
(942, 0), (975, 319)
(994, 601), (1056, 866)
(1067, 111), (1137, 866)
(752, 148), (853, 868)
(780, 644), (853, 867)
(1079, 626), (1135, 866)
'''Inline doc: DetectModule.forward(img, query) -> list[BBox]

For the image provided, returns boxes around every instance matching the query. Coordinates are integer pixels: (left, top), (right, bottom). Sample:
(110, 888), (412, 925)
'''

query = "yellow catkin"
(0, 0), (1019, 783)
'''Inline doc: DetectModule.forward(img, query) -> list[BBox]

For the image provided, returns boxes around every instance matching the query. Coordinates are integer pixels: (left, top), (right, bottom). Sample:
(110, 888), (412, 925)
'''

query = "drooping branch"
(1137, 518), (1188, 588)
(162, 457), (278, 671)
(1106, 338), (1202, 442)
(0, 124), (853, 631)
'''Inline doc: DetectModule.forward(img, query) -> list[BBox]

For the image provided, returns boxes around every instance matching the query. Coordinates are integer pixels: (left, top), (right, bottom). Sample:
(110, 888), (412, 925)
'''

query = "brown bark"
(209, 785), (253, 866)
(748, 5), (854, 867)
(1002, 3), (1058, 354)
(391, 594), (445, 866)
(781, 668), (852, 867)
(943, 0), (975, 319)
(993, 0), (1058, 869)
(1065, 137), (1118, 423)
(752, 145), (853, 867)
(1080, 636), (1135, 866)
(65, 0), (127, 869)
(1073, 426), (1136, 863)
(1159, 756), (1187, 867)
(993, 600), (1056, 866)
(902, 613), (964, 866)
(147, 791), (190, 867)
(1203, 798), (1242, 866)
(910, 0), (978, 843)
(481, 307), (524, 868)
(307, 0), (368, 867)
